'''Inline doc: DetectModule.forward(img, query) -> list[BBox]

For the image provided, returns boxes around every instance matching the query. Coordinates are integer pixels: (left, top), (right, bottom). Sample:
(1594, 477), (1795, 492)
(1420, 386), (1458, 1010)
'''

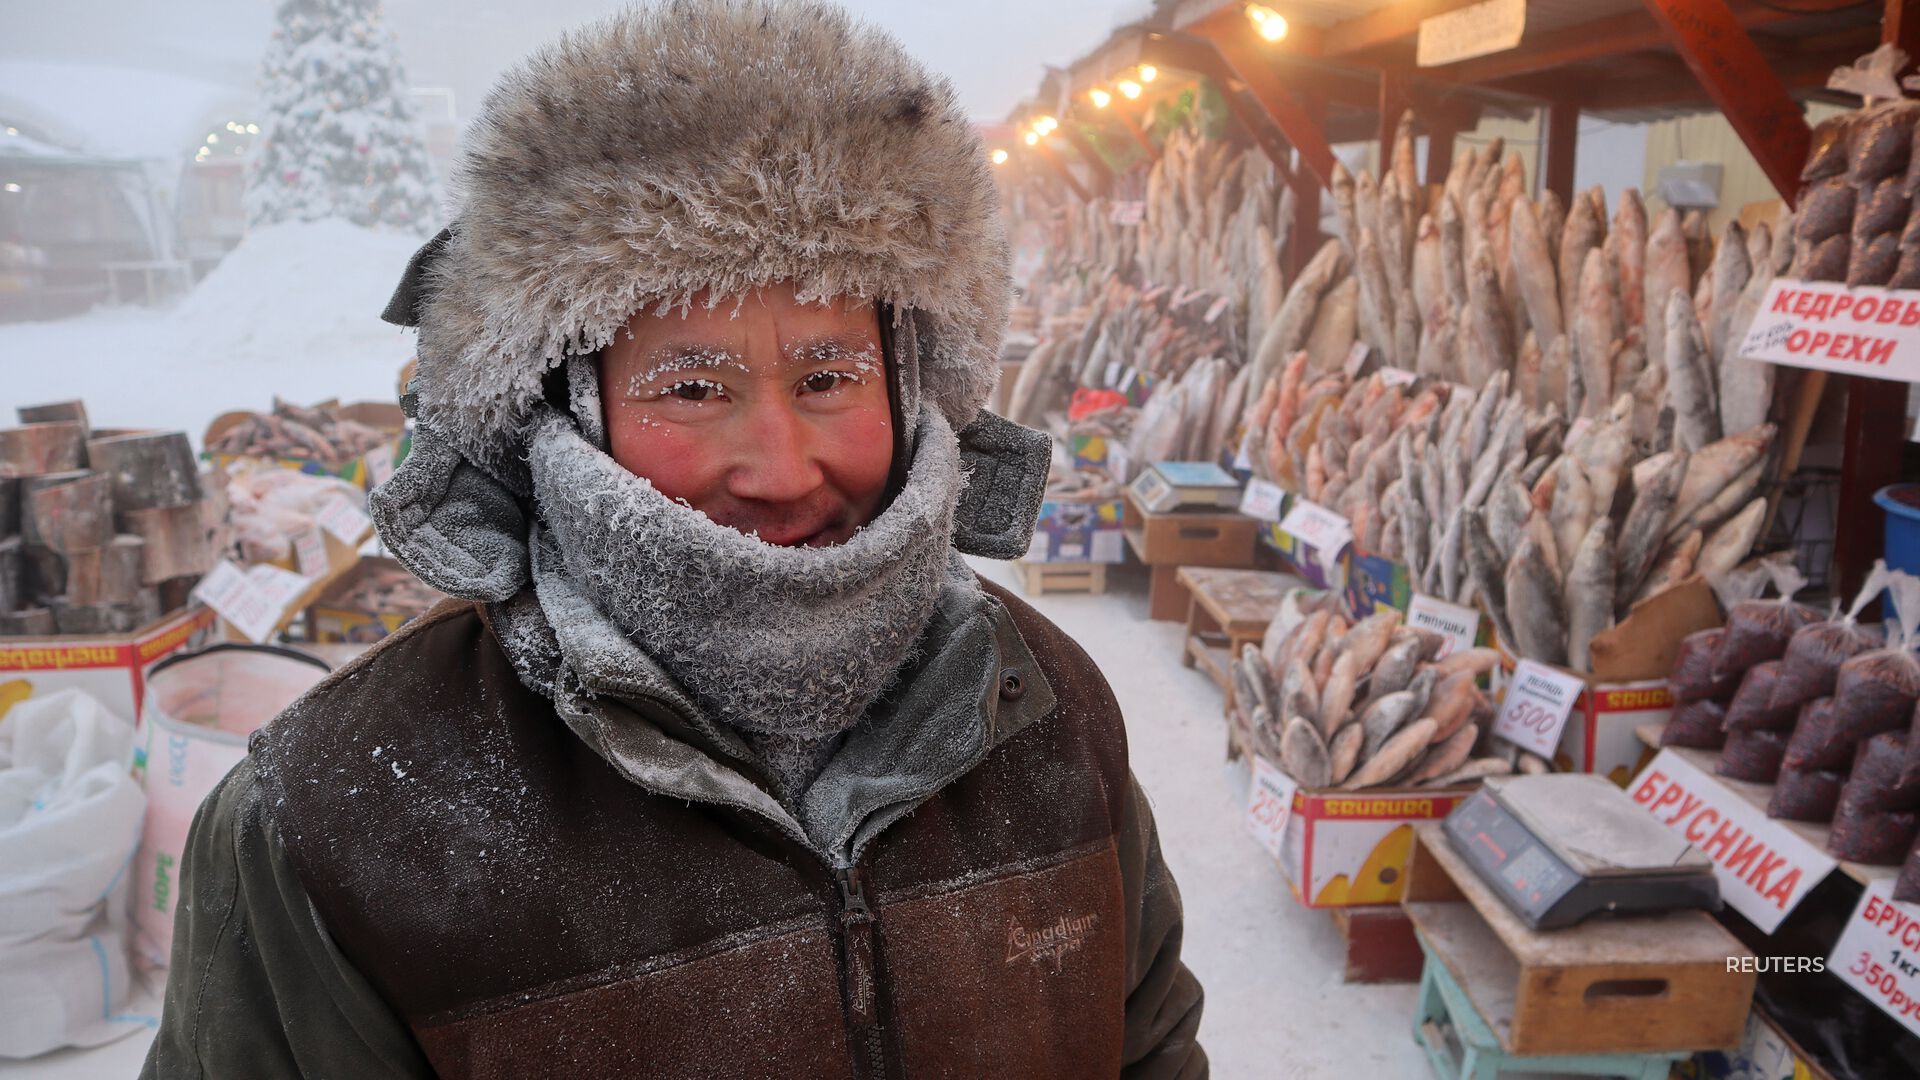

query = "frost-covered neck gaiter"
(524, 404), (963, 801)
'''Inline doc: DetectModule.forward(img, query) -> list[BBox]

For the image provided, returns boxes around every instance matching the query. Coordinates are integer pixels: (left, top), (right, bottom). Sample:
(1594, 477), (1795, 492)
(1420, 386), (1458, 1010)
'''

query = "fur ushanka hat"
(388, 0), (1016, 473)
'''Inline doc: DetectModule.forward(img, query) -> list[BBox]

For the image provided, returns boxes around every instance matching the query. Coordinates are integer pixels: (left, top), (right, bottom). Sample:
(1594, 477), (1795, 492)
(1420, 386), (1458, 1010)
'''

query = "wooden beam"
(1639, 0), (1811, 205)
(1030, 142), (1091, 202)
(1110, 107), (1160, 163)
(1543, 101), (1577, 203)
(1188, 14), (1339, 189)
(1057, 126), (1116, 197)
(1405, 0), (1862, 88)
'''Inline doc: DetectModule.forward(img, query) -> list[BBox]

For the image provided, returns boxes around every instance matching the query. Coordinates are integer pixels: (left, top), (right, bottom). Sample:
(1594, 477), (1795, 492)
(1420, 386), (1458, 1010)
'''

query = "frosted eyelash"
(660, 378), (726, 399)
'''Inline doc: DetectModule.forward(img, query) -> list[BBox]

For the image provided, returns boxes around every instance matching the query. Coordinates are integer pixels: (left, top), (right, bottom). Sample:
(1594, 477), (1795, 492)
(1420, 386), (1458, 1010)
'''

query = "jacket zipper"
(833, 864), (889, 1079)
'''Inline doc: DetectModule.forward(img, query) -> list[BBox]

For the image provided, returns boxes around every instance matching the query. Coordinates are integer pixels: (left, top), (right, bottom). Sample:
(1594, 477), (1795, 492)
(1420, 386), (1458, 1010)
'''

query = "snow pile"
(2, 220), (420, 440)
(166, 219), (420, 369)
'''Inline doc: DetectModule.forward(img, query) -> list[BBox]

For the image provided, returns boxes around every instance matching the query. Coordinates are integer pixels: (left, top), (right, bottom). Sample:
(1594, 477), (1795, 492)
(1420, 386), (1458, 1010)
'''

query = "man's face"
(598, 283), (894, 548)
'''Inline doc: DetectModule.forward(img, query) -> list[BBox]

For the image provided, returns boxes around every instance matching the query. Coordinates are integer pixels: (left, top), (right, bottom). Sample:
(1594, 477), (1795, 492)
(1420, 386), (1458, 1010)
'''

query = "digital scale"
(1443, 774), (1721, 931)
(1126, 461), (1243, 514)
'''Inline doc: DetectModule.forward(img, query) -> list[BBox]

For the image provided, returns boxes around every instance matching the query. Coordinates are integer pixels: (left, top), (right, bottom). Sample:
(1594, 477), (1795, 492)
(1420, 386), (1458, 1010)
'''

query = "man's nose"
(725, 397), (825, 503)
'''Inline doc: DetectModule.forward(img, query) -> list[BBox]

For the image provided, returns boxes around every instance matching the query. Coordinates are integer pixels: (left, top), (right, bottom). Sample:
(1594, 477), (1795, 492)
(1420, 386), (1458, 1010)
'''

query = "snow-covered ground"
(2, 222), (1429, 1077)
(1, 220), (421, 438)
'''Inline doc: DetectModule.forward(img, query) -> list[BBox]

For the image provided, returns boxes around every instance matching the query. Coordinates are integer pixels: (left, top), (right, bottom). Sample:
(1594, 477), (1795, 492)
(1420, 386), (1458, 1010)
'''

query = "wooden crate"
(1121, 491), (1258, 567)
(1015, 560), (1107, 596)
(1402, 821), (1754, 1057)
(1329, 904), (1424, 984)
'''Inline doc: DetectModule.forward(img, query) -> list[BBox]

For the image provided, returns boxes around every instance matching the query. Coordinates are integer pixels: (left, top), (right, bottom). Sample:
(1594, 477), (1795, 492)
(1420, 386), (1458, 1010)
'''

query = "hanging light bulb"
(246, 123), (260, 134)
(1246, 4), (1288, 42)
(1089, 87), (1112, 109)
(1138, 65), (1158, 83)
(1034, 115), (1058, 135)
(1024, 131), (1040, 146)
(991, 148), (1009, 165)
(206, 132), (220, 144)
(1118, 79), (1143, 100)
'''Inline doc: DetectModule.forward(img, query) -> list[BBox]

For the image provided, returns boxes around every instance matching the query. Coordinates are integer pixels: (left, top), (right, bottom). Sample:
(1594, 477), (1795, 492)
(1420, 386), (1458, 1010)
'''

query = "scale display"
(1443, 775), (1719, 930)
(1127, 461), (1242, 514)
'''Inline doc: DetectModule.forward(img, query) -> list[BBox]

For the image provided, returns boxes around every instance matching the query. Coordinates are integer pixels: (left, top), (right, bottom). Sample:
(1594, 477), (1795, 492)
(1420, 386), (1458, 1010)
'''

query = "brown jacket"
(143, 578), (1205, 1078)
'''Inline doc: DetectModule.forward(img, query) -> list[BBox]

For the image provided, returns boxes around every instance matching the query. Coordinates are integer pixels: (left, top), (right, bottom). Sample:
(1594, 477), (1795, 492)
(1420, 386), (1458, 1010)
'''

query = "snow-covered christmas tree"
(245, 0), (439, 235)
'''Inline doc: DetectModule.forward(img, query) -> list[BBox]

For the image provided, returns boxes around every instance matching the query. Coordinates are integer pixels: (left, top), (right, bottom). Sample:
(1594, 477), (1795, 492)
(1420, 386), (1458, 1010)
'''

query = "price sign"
(367, 443), (396, 487)
(1343, 341), (1372, 378)
(1407, 593), (1480, 658)
(1492, 659), (1585, 758)
(1830, 880), (1920, 1035)
(1109, 201), (1145, 226)
(1380, 366), (1418, 388)
(293, 527), (329, 579)
(1107, 440), (1133, 485)
(1278, 498), (1352, 553)
(315, 494), (373, 544)
(1740, 280), (1920, 384)
(1632, 750), (1836, 932)
(193, 561), (287, 644)
(1239, 478), (1286, 522)
(1245, 755), (1299, 859)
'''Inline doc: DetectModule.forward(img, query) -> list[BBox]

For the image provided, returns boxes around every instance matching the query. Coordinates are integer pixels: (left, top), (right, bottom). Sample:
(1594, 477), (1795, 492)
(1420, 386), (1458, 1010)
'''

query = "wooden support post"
(1424, 121), (1456, 190)
(1639, 0), (1811, 207)
(1191, 19), (1339, 188)
(1031, 142), (1092, 203)
(1287, 93), (1326, 281)
(1112, 108), (1159, 163)
(1543, 101), (1578, 203)
(1057, 127), (1115, 198)
(1378, 69), (1408, 173)
(1831, 0), (1920, 596)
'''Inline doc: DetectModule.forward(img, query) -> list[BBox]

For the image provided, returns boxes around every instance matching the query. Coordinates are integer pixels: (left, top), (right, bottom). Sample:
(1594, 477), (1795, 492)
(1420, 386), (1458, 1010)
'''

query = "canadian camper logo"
(1006, 912), (1099, 973)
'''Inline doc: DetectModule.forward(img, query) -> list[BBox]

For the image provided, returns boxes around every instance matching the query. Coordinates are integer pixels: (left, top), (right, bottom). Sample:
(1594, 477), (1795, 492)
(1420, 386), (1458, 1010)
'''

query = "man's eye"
(662, 379), (726, 402)
(801, 370), (860, 395)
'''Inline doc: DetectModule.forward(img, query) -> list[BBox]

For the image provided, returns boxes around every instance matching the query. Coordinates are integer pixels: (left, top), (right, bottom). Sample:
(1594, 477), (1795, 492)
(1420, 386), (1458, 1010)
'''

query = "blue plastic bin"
(1877, 484), (1920, 581)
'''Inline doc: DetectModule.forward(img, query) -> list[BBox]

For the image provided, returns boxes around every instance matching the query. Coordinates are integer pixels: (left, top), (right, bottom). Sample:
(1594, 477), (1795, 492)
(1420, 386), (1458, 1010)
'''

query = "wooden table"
(1175, 567), (1292, 700)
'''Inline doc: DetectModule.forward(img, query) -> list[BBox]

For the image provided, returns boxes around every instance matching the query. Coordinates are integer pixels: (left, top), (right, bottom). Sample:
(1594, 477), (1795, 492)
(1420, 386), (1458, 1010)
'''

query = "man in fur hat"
(144, 2), (1206, 1077)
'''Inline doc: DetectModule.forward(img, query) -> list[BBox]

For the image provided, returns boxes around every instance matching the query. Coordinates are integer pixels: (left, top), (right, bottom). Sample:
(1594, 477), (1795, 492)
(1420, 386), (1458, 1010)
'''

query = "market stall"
(994, 0), (1920, 1075)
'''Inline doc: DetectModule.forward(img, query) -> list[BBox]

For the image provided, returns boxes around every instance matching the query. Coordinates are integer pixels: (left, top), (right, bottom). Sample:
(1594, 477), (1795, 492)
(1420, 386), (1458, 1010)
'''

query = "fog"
(2, 0), (1149, 124)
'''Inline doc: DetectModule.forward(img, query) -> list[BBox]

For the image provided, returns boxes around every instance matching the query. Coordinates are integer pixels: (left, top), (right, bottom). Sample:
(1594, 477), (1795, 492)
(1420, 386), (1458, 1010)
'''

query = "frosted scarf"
(523, 404), (963, 798)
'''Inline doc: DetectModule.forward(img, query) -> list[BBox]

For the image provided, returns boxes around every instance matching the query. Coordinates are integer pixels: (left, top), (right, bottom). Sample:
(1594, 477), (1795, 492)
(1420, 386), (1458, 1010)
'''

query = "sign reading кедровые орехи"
(1739, 280), (1920, 382)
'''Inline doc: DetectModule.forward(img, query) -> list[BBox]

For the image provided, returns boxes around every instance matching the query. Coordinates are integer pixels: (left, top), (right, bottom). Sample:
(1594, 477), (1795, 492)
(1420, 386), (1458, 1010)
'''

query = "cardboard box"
(1259, 521), (1347, 591)
(1027, 497), (1125, 564)
(0, 604), (217, 726)
(1681, 1006), (1834, 1080)
(1345, 548), (1412, 618)
(1068, 432), (1111, 472)
(306, 556), (448, 643)
(1492, 577), (1721, 787)
(202, 401), (407, 490)
(1277, 785), (1472, 907)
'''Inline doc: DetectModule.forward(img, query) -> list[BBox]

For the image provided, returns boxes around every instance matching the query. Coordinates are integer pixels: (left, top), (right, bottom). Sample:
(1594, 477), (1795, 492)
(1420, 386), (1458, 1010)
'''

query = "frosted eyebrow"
(629, 345), (750, 388)
(784, 335), (884, 375)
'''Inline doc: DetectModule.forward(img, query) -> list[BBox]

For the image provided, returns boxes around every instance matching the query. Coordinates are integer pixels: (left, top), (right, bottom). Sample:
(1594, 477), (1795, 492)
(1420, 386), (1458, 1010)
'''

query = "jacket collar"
(494, 549), (1054, 866)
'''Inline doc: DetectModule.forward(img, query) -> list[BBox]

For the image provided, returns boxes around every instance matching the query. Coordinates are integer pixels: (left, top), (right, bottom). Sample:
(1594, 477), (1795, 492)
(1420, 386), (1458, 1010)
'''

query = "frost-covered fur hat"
(390, 0), (1011, 472)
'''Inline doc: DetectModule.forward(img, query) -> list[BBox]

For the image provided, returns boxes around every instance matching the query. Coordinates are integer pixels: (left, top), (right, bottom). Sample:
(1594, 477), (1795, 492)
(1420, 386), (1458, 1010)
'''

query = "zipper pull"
(834, 865), (878, 1025)
(835, 865), (872, 918)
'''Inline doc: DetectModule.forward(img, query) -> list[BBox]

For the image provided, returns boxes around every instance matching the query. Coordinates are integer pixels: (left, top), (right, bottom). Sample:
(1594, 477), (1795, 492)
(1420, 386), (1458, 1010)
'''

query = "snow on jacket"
(141, 575), (1206, 1078)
